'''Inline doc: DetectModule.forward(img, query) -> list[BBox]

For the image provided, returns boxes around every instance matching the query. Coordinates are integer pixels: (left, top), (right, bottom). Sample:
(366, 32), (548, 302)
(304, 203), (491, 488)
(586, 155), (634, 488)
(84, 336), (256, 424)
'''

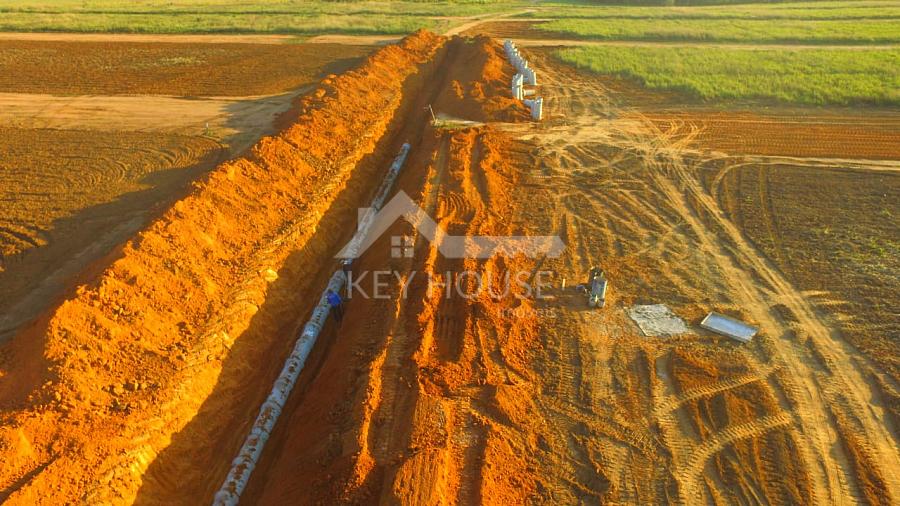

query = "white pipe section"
(212, 142), (412, 506)
(340, 142), (411, 261)
(504, 39), (543, 121)
(511, 73), (524, 100)
(212, 271), (345, 506)
(524, 97), (543, 121)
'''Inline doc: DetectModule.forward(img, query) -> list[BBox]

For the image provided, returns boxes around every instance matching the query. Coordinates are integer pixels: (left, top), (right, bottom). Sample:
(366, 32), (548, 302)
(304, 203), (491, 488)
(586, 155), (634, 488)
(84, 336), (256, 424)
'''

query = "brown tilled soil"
(465, 20), (562, 41)
(0, 128), (223, 260)
(1, 30), (898, 505)
(0, 39), (366, 344)
(0, 40), (372, 96)
(640, 111), (900, 160)
(509, 49), (900, 504)
(704, 161), (900, 451)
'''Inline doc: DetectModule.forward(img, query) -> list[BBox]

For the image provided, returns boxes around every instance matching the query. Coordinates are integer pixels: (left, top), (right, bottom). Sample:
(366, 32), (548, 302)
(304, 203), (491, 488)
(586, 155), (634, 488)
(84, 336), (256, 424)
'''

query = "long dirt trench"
(0, 31), (535, 504)
(232, 45), (898, 505)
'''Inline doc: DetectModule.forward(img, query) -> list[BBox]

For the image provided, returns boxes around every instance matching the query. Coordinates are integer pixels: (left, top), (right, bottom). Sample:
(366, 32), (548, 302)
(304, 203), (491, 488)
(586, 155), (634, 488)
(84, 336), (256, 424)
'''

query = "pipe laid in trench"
(212, 142), (412, 505)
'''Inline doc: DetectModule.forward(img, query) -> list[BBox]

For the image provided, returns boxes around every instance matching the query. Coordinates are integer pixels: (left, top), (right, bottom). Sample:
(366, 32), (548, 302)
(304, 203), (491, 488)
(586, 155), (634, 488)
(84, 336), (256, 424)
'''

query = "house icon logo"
(336, 191), (564, 260)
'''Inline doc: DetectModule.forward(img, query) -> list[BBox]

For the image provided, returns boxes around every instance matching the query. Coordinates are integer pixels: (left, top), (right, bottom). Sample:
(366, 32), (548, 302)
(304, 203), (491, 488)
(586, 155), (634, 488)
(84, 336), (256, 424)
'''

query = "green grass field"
(539, 18), (900, 44)
(0, 0), (522, 35)
(0, 12), (437, 35)
(521, 1), (900, 20)
(538, 1), (900, 105)
(531, 1), (900, 44)
(557, 46), (900, 105)
(1, 0), (897, 106)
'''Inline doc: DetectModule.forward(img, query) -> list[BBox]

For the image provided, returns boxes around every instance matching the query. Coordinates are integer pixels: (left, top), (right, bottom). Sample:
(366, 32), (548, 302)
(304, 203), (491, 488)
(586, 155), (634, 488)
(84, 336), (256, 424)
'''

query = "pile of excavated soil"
(237, 37), (535, 505)
(0, 127), (224, 353)
(249, 126), (541, 505)
(0, 30), (444, 504)
(432, 36), (530, 123)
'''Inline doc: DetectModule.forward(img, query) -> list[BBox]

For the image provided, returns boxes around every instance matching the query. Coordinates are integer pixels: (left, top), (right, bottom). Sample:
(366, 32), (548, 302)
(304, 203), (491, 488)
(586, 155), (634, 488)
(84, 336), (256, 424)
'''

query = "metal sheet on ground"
(700, 312), (758, 342)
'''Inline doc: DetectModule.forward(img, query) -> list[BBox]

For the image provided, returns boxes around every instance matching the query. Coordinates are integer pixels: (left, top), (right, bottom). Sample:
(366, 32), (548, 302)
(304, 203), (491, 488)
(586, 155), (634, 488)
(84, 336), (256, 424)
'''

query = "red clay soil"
(431, 37), (531, 123)
(0, 30), (536, 504)
(670, 348), (813, 504)
(247, 126), (539, 505)
(237, 35), (534, 506)
(0, 30), (445, 504)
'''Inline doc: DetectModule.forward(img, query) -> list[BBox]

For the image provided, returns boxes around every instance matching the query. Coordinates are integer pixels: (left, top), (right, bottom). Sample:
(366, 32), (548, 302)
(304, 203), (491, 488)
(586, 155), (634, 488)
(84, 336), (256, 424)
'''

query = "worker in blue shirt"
(326, 289), (344, 323)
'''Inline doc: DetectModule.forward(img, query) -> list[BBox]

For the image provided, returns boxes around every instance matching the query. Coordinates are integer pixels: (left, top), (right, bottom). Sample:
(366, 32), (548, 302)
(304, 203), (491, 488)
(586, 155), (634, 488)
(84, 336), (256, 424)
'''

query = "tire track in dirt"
(645, 139), (856, 504)
(677, 413), (793, 503)
(511, 48), (899, 504)
(659, 146), (900, 502)
(657, 364), (780, 414)
(638, 112), (900, 503)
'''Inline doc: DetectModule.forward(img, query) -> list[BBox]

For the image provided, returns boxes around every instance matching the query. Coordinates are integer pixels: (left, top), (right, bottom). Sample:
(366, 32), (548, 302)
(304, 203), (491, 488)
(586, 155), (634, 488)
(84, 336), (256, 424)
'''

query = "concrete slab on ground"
(628, 304), (690, 337)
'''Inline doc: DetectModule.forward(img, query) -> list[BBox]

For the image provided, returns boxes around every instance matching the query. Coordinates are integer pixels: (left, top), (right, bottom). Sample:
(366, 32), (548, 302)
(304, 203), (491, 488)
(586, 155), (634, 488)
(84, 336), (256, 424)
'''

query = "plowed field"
(0, 39), (371, 344)
(640, 111), (900, 160)
(0, 128), (224, 342)
(0, 40), (372, 96)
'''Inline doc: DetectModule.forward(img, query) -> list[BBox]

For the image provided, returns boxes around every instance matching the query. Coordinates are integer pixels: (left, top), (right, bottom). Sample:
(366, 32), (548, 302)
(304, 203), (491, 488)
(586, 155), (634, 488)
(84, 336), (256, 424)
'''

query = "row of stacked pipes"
(504, 39), (543, 121)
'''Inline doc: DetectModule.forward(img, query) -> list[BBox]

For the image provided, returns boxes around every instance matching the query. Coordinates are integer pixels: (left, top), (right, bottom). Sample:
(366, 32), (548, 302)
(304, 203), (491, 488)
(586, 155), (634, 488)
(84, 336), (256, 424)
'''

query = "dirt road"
(0, 32), (296, 44)
(0, 91), (298, 151)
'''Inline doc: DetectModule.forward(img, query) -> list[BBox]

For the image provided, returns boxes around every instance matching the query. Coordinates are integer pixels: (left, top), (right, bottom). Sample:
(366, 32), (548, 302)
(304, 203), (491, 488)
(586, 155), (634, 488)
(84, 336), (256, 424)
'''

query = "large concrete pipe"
(524, 97), (543, 121)
(511, 73), (524, 100)
(504, 39), (515, 56)
(212, 270), (346, 506)
(212, 143), (411, 506)
(340, 142), (410, 261)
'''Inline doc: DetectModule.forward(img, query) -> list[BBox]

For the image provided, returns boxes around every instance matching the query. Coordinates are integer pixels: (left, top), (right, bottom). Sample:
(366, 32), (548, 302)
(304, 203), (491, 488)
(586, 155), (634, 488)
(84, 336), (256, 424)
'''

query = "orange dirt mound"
(252, 126), (542, 505)
(432, 36), (531, 123)
(0, 30), (445, 504)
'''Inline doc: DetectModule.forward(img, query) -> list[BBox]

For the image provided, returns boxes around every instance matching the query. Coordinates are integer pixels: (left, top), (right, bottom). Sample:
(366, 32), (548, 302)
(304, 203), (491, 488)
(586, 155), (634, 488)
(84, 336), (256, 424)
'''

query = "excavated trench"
(0, 31), (530, 504)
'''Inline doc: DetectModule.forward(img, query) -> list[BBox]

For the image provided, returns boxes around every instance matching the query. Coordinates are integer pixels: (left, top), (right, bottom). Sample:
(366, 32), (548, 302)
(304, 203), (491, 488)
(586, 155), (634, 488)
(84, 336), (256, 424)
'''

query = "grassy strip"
(539, 17), (900, 44)
(521, 1), (900, 20)
(0, 12), (442, 35)
(0, 0), (525, 35)
(557, 46), (900, 105)
(0, 0), (521, 17)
